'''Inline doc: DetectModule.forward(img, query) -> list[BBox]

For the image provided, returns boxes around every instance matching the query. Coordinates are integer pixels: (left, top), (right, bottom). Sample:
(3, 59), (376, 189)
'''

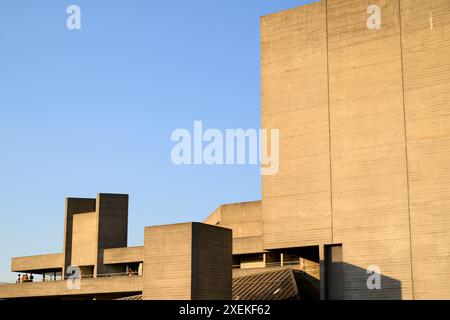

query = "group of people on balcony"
(16, 274), (33, 283)
(15, 269), (137, 283)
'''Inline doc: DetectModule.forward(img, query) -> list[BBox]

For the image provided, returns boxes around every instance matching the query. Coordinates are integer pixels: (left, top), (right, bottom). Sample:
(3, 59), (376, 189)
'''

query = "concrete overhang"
(103, 246), (143, 265)
(233, 236), (265, 255)
(11, 253), (64, 273)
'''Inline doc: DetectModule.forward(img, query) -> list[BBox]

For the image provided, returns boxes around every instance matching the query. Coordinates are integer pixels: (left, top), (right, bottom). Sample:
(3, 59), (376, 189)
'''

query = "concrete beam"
(12, 253), (64, 273)
(103, 246), (144, 265)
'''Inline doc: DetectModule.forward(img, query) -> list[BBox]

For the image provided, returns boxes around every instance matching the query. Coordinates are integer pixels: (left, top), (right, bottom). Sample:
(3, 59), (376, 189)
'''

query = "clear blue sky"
(0, 0), (314, 282)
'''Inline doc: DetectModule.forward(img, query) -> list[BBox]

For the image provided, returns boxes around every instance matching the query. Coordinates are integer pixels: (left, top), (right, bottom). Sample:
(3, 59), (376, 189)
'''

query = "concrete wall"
(220, 201), (261, 239)
(191, 223), (232, 299)
(62, 194), (129, 277)
(143, 223), (192, 300)
(0, 276), (142, 299)
(232, 236), (263, 255)
(95, 194), (129, 275)
(261, 0), (450, 299)
(203, 206), (221, 226)
(261, 1), (333, 249)
(103, 246), (144, 265)
(12, 253), (64, 273)
(204, 201), (263, 254)
(71, 212), (98, 268)
(63, 197), (96, 276)
(327, 0), (412, 300)
(400, 0), (450, 299)
(143, 223), (232, 300)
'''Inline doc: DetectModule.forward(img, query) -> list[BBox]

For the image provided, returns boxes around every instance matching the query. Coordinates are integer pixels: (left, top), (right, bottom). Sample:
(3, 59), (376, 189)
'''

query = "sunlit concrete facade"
(261, 0), (450, 299)
(205, 0), (450, 300)
(1, 0), (449, 300)
(144, 223), (232, 300)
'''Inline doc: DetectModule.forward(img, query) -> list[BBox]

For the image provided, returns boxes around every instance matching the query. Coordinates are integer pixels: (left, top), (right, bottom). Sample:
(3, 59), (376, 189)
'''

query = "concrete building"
(260, 0), (450, 299)
(0, 194), (232, 300)
(1, 0), (449, 300)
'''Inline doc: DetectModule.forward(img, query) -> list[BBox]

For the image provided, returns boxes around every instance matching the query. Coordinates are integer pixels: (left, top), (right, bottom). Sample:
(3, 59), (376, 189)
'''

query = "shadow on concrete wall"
(325, 262), (402, 300)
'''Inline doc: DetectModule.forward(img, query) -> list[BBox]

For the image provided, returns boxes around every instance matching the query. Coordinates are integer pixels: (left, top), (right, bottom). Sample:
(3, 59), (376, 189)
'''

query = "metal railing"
(266, 261), (301, 268)
(68, 271), (140, 279)
(232, 260), (301, 269)
(9, 271), (141, 284)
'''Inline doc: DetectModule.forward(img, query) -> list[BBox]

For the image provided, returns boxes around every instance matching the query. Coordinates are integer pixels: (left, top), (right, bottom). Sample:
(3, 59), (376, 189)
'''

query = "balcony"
(232, 259), (320, 280)
(0, 274), (143, 299)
